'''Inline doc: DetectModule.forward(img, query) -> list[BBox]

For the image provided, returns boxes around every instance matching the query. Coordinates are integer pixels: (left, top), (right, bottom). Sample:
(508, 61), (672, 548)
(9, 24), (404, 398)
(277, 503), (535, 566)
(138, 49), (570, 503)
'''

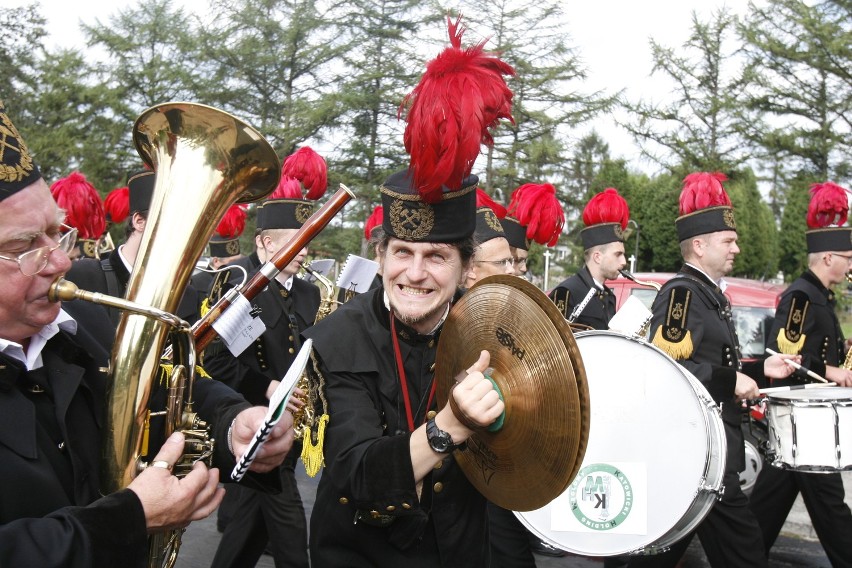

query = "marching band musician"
(0, 101), (293, 567)
(749, 181), (852, 566)
(64, 169), (203, 327)
(301, 15), (512, 567)
(501, 182), (565, 279)
(48, 171), (107, 260)
(464, 189), (516, 287)
(206, 150), (325, 568)
(549, 188), (629, 328)
(625, 172), (798, 568)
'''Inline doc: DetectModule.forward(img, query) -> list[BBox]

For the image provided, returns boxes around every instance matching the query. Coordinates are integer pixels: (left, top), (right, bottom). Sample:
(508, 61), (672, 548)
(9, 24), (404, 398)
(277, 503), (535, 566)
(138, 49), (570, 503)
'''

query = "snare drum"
(765, 387), (852, 472)
(514, 330), (726, 556)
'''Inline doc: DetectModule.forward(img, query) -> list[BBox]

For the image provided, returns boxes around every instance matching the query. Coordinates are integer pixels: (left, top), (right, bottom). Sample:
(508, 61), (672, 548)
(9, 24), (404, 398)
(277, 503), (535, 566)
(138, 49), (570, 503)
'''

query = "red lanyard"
(390, 314), (436, 432)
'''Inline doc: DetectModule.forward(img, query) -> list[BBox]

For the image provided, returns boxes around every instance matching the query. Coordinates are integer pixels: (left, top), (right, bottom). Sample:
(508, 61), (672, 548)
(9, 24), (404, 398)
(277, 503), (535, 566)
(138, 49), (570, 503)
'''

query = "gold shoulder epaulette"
(652, 287), (694, 360)
(776, 291), (809, 354)
(549, 288), (570, 319)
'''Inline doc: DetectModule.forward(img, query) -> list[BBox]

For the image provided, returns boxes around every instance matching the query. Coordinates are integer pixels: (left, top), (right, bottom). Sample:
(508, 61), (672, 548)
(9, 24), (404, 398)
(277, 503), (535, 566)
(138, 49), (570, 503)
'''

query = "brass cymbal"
(435, 275), (590, 511)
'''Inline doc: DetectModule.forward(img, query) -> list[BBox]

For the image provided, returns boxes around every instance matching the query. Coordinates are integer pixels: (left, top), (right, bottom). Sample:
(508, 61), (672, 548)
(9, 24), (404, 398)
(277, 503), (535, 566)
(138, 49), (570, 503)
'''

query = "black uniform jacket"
(649, 264), (764, 474)
(303, 288), (488, 568)
(549, 265), (617, 329)
(769, 270), (844, 385)
(204, 275), (320, 404)
(0, 300), (265, 567)
(66, 248), (202, 326)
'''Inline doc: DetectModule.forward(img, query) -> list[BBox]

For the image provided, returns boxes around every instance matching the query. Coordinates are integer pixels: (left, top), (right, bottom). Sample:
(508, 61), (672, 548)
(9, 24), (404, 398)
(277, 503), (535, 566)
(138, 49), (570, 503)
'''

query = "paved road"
(176, 468), (848, 567)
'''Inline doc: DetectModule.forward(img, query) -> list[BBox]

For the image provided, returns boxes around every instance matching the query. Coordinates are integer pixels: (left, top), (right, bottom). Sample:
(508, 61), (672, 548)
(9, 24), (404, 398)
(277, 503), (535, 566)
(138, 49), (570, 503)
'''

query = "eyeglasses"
(475, 257), (515, 269)
(513, 257), (528, 268)
(831, 253), (852, 263)
(0, 224), (77, 276)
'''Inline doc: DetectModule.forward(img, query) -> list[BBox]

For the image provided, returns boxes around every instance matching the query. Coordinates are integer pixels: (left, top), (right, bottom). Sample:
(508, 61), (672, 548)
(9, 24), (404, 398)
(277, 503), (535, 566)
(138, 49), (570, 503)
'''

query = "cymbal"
(435, 275), (590, 511)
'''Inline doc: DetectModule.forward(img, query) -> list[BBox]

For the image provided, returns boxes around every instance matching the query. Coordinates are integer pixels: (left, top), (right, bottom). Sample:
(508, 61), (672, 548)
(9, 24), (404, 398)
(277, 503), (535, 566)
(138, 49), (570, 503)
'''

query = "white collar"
(117, 244), (134, 273)
(275, 274), (294, 290)
(0, 309), (77, 370)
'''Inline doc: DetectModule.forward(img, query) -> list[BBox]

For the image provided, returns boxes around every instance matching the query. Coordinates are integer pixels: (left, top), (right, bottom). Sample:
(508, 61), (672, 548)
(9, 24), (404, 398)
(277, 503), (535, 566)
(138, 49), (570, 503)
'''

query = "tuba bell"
(53, 102), (280, 568)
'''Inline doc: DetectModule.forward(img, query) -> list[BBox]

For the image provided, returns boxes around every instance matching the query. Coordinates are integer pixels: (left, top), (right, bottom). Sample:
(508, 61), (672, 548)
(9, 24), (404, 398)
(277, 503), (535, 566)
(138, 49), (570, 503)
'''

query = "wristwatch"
(426, 418), (456, 453)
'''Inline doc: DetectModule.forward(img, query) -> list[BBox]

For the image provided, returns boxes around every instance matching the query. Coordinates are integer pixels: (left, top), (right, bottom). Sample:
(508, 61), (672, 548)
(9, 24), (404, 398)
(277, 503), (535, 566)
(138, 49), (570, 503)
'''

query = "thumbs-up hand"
(447, 350), (504, 437)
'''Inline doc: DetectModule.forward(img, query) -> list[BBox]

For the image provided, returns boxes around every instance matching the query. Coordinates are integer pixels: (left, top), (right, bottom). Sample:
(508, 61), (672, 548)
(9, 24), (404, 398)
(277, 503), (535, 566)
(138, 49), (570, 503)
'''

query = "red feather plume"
(104, 186), (130, 224)
(807, 181), (849, 229)
(400, 15), (515, 203)
(364, 206), (384, 239)
(507, 183), (564, 247)
(281, 147), (328, 200)
(269, 176), (304, 200)
(582, 188), (629, 230)
(679, 172), (731, 215)
(50, 172), (106, 240)
(216, 204), (248, 238)
(475, 188), (507, 218)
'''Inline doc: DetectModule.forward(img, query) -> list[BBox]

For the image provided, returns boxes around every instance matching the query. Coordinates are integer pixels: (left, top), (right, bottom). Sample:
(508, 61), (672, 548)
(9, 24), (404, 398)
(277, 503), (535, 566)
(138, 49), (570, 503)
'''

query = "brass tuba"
(54, 102), (280, 568)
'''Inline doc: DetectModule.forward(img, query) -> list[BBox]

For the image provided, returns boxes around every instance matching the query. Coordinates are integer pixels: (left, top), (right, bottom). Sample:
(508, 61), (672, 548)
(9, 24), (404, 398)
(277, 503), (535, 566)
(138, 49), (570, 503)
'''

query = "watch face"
(430, 435), (451, 453)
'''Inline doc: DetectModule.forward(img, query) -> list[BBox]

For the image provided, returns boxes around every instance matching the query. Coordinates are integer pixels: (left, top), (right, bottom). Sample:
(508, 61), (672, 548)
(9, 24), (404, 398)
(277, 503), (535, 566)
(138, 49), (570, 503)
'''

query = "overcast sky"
(22, 0), (759, 172)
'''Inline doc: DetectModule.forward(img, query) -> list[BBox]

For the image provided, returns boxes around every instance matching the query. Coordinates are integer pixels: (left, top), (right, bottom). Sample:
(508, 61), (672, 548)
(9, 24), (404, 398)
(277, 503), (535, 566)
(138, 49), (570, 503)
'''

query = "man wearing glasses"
(749, 181), (852, 566)
(464, 190), (516, 289)
(0, 101), (293, 567)
(549, 188), (629, 329)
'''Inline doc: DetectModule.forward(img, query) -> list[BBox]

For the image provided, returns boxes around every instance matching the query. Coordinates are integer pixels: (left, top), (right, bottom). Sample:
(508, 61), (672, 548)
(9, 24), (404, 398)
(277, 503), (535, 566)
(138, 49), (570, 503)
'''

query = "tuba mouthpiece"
(48, 278), (82, 303)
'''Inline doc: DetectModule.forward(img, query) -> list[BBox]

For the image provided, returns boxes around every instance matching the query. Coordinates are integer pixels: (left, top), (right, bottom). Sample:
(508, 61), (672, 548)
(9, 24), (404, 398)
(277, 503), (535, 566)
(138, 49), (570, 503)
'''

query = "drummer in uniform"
(626, 172), (797, 568)
(749, 180), (852, 566)
(549, 188), (629, 328)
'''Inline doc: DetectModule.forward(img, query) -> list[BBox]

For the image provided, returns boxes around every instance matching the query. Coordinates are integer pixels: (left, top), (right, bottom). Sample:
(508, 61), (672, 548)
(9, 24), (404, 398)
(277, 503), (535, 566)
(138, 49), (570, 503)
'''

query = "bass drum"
(515, 330), (726, 556)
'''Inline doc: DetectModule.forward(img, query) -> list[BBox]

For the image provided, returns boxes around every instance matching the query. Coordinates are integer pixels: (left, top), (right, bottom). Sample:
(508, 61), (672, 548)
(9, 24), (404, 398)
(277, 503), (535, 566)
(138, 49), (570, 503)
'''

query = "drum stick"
(764, 348), (828, 383)
(759, 383), (837, 394)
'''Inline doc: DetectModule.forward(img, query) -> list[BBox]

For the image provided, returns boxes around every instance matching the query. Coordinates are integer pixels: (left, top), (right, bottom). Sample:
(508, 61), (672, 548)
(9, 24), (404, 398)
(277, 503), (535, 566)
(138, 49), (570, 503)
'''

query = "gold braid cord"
(301, 351), (329, 477)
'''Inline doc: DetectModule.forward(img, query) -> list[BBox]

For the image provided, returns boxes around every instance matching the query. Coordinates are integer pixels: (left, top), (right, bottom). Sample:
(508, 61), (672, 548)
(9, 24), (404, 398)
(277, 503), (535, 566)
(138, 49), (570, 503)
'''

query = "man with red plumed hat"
(624, 172), (798, 568)
(302, 15), (512, 566)
(207, 147), (326, 568)
(549, 188), (629, 329)
(464, 189), (516, 288)
(749, 181), (852, 566)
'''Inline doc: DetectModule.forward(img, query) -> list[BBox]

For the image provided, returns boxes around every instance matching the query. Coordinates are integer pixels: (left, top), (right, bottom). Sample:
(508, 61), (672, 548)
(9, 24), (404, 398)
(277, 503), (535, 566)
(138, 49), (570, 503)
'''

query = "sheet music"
(301, 259), (335, 282)
(608, 295), (653, 337)
(231, 339), (313, 481)
(335, 254), (379, 294)
(212, 293), (266, 356)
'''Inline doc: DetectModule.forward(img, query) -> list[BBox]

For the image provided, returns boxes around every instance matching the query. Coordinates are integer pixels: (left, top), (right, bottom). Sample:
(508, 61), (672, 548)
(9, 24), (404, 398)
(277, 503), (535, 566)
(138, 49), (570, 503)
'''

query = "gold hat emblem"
(484, 210), (502, 233)
(0, 108), (35, 183)
(225, 239), (241, 256)
(723, 209), (736, 230)
(390, 199), (435, 240)
(295, 202), (313, 224)
(613, 225), (624, 240)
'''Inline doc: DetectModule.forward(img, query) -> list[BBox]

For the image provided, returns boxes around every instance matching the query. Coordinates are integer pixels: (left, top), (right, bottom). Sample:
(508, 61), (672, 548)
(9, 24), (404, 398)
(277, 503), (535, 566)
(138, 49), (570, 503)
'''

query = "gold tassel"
(301, 414), (329, 477)
(776, 328), (805, 355)
(652, 327), (694, 360)
(200, 297), (211, 318)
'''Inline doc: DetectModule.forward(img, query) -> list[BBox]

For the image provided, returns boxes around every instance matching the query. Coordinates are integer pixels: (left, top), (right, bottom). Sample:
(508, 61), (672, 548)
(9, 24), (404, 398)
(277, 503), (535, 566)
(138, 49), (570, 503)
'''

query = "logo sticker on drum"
(567, 463), (633, 531)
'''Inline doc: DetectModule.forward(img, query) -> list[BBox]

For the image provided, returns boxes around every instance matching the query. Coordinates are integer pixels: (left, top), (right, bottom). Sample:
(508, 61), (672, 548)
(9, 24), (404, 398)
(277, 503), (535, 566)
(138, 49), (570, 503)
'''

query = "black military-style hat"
(128, 170), (155, 214)
(805, 181), (852, 253)
(675, 173), (736, 242)
(0, 101), (42, 202)
(501, 216), (528, 250)
(257, 198), (315, 230)
(380, 170), (477, 243)
(580, 188), (629, 249)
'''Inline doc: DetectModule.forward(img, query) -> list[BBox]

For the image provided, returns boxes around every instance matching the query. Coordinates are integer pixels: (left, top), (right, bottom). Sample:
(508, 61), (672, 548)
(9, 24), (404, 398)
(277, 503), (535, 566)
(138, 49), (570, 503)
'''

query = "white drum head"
(515, 331), (724, 556)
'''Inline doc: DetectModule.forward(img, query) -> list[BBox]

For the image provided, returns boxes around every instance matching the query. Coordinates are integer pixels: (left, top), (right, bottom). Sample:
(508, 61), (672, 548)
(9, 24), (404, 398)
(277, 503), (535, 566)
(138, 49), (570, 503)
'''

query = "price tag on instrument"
(231, 339), (312, 482)
(212, 292), (266, 356)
